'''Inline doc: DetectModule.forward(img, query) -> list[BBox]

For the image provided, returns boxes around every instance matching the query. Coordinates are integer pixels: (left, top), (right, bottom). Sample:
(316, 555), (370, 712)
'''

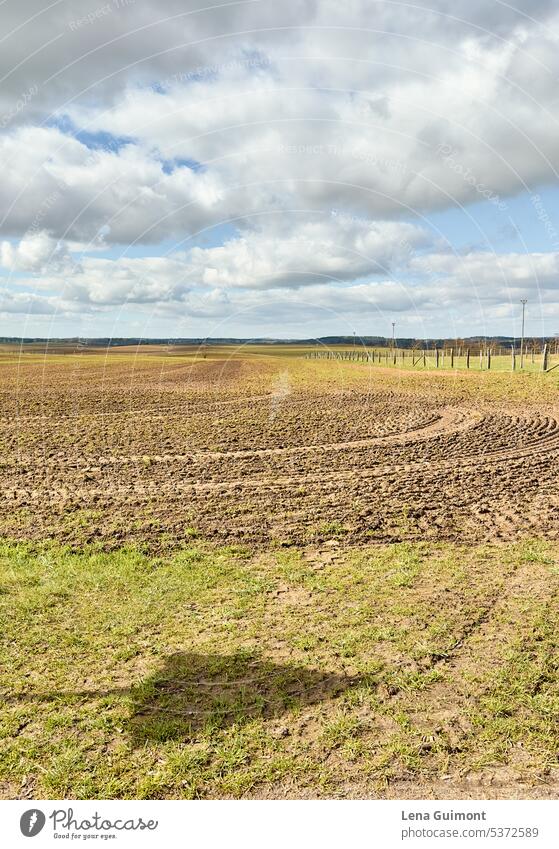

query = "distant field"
(0, 345), (558, 799)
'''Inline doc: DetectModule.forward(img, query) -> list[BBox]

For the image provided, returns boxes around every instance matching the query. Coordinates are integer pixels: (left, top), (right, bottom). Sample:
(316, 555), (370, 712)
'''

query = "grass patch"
(0, 538), (558, 798)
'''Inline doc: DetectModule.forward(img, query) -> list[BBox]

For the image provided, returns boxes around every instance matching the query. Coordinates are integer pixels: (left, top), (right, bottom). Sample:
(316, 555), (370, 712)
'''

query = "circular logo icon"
(20, 809), (46, 837)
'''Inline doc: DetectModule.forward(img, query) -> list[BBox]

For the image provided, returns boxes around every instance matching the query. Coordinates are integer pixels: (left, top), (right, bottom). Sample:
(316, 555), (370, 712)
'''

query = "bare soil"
(1, 353), (558, 549)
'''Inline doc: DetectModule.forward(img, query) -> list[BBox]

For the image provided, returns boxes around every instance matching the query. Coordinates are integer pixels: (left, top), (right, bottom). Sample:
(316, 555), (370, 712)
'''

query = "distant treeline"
(0, 335), (555, 349)
(305, 336), (555, 349)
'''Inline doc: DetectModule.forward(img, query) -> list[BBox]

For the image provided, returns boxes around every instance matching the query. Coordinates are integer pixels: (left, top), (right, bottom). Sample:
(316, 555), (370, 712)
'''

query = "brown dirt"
(1, 355), (558, 549)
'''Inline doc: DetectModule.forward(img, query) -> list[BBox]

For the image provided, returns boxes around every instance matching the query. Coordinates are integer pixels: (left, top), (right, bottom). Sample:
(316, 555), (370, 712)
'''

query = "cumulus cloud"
(410, 250), (559, 301)
(0, 126), (226, 243)
(0, 231), (73, 273)
(2, 217), (428, 302)
(186, 217), (431, 288)
(2, 0), (559, 334)
(5, 230), (557, 331)
(0, 290), (63, 316)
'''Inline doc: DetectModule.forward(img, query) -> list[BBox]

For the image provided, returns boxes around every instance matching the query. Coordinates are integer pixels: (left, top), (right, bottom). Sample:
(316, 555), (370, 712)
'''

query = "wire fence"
(305, 344), (559, 372)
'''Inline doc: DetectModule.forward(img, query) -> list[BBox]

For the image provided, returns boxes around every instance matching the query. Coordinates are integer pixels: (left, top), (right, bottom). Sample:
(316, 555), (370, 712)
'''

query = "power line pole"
(520, 299), (527, 369)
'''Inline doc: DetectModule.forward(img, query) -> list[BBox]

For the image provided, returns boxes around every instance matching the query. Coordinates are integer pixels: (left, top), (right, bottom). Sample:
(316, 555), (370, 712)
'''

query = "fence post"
(435, 348), (440, 368)
(466, 349), (470, 369)
(542, 343), (549, 372)
(487, 349), (492, 370)
(511, 347), (516, 371)
(450, 348), (454, 368)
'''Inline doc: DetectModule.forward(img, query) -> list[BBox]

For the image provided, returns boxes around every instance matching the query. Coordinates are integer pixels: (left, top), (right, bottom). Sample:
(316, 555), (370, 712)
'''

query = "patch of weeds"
(513, 539), (555, 566)
(385, 667), (444, 694)
(395, 545), (423, 584)
(306, 520), (349, 541)
(322, 714), (362, 748)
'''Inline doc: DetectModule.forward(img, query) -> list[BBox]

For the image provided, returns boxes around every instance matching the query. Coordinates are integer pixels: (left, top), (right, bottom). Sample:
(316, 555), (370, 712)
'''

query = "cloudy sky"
(1, 0), (559, 339)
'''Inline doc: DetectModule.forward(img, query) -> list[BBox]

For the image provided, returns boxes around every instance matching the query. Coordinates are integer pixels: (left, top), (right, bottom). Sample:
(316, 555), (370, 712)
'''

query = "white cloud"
(0, 231), (72, 273)
(4, 230), (558, 333)
(187, 217), (430, 289)
(2, 0), (559, 334)
(2, 2), (559, 246)
(0, 126), (226, 244)
(0, 290), (63, 316)
(410, 251), (559, 299)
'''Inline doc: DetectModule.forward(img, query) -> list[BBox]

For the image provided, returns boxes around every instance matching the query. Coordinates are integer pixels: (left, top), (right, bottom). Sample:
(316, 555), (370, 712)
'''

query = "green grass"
(1, 538), (558, 798)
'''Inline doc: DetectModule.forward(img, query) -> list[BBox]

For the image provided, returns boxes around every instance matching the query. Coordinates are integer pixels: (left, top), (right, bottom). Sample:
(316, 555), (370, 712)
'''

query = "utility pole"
(520, 299), (527, 369)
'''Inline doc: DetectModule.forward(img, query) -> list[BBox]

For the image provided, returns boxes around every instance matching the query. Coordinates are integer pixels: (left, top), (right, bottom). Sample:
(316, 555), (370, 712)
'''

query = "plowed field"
(1, 347), (558, 549)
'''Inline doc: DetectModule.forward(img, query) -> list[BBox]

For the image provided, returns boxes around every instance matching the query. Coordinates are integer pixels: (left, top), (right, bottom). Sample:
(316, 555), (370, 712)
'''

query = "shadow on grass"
(128, 652), (359, 744)
(4, 652), (362, 745)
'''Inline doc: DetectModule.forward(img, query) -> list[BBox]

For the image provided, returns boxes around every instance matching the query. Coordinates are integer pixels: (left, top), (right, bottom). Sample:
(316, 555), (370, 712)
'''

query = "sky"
(1, 0), (559, 339)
